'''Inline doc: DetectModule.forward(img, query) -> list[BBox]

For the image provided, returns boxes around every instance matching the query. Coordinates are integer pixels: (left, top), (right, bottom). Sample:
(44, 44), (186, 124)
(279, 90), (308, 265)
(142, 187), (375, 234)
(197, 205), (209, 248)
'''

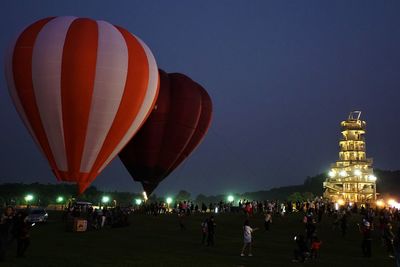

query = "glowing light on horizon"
(102, 196), (110, 204)
(24, 194), (34, 202)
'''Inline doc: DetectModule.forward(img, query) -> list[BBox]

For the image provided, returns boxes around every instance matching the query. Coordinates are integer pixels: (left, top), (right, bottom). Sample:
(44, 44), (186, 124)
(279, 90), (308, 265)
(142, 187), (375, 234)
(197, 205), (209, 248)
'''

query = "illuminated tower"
(323, 111), (377, 203)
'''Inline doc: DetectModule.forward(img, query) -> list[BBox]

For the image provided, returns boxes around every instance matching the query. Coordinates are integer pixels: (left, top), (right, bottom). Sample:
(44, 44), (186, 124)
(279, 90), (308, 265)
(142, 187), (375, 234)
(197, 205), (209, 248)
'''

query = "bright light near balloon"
(339, 170), (347, 177)
(56, 196), (64, 203)
(24, 194), (34, 202)
(142, 191), (148, 201)
(166, 197), (172, 205)
(376, 199), (384, 207)
(337, 199), (345, 206)
(102, 196), (110, 204)
(354, 169), (362, 176)
(227, 195), (234, 202)
(215, 207), (219, 213)
(135, 199), (142, 205)
(328, 170), (336, 178)
(369, 175), (377, 182)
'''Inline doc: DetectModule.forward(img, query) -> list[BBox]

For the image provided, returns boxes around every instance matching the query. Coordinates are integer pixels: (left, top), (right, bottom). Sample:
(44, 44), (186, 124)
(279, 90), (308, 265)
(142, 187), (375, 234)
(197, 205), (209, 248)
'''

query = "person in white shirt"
(241, 219), (258, 256)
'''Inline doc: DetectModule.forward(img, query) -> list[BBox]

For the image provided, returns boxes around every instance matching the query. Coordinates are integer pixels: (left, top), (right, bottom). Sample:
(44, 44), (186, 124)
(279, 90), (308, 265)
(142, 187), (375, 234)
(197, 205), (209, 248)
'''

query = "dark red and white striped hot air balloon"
(4, 16), (159, 194)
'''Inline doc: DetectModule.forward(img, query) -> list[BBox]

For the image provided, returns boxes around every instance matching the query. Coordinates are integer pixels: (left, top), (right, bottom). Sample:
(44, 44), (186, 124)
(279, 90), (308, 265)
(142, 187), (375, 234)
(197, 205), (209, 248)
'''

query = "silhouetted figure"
(264, 212), (272, 231)
(359, 220), (372, 257)
(14, 211), (31, 258)
(310, 236), (322, 259)
(207, 216), (216, 246)
(0, 206), (15, 261)
(201, 218), (208, 244)
(293, 234), (309, 263)
(383, 223), (395, 258)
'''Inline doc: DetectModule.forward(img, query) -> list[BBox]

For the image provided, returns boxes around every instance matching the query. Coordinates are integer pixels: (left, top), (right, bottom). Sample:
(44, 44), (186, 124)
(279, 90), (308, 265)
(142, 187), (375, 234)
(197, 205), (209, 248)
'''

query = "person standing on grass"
(178, 212), (186, 230)
(0, 206), (15, 262)
(292, 234), (309, 263)
(358, 220), (373, 257)
(310, 236), (322, 259)
(13, 211), (31, 258)
(393, 227), (400, 267)
(207, 216), (216, 246)
(264, 211), (272, 231)
(201, 218), (208, 244)
(241, 220), (258, 256)
(383, 222), (395, 258)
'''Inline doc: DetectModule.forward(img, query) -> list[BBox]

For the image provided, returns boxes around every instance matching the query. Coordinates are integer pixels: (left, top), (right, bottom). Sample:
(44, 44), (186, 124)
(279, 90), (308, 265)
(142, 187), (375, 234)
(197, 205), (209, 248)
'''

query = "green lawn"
(1, 211), (396, 267)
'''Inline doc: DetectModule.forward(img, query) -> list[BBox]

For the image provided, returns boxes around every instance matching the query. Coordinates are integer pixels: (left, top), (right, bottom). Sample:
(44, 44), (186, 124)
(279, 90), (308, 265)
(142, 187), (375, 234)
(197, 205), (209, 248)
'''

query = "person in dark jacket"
(207, 216), (216, 246)
(293, 234), (309, 263)
(393, 226), (400, 267)
(13, 211), (31, 258)
(383, 223), (395, 258)
(358, 220), (373, 257)
(0, 206), (15, 261)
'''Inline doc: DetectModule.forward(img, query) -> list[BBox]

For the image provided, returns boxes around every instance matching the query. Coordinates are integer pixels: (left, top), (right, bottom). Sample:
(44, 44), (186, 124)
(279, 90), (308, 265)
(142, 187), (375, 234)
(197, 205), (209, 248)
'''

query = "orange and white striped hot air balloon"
(4, 16), (159, 194)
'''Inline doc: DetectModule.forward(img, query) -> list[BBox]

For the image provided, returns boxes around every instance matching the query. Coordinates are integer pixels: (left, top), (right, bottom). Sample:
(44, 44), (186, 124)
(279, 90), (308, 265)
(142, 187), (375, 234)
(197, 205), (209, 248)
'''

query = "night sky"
(1, 1), (400, 196)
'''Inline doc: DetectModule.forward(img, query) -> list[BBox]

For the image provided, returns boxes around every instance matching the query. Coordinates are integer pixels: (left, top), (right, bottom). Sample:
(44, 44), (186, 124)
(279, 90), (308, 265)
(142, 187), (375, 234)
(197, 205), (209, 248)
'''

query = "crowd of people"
(63, 204), (130, 231)
(2, 197), (400, 265)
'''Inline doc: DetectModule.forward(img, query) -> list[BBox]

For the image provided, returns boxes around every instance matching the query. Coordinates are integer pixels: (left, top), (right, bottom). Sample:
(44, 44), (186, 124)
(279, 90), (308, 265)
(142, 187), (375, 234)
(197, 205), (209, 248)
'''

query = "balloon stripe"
(11, 17), (60, 175)
(79, 20), (129, 173)
(97, 32), (159, 174)
(61, 18), (99, 176)
(5, 33), (45, 159)
(91, 28), (153, 176)
(32, 16), (76, 172)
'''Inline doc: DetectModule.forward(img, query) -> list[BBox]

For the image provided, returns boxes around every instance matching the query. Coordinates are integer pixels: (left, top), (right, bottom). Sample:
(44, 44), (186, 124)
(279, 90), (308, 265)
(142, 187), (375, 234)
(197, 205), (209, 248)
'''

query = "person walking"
(241, 220), (258, 256)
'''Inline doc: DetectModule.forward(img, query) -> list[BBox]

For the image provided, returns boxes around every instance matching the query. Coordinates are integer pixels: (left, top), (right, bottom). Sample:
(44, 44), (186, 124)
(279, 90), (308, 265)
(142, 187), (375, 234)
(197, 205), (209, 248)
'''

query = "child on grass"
(241, 220), (258, 256)
(310, 236), (322, 259)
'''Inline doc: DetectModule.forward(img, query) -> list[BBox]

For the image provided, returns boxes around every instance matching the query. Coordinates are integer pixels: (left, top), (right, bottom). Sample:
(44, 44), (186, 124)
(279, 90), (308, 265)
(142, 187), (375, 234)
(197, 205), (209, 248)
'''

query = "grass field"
(1, 211), (396, 267)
